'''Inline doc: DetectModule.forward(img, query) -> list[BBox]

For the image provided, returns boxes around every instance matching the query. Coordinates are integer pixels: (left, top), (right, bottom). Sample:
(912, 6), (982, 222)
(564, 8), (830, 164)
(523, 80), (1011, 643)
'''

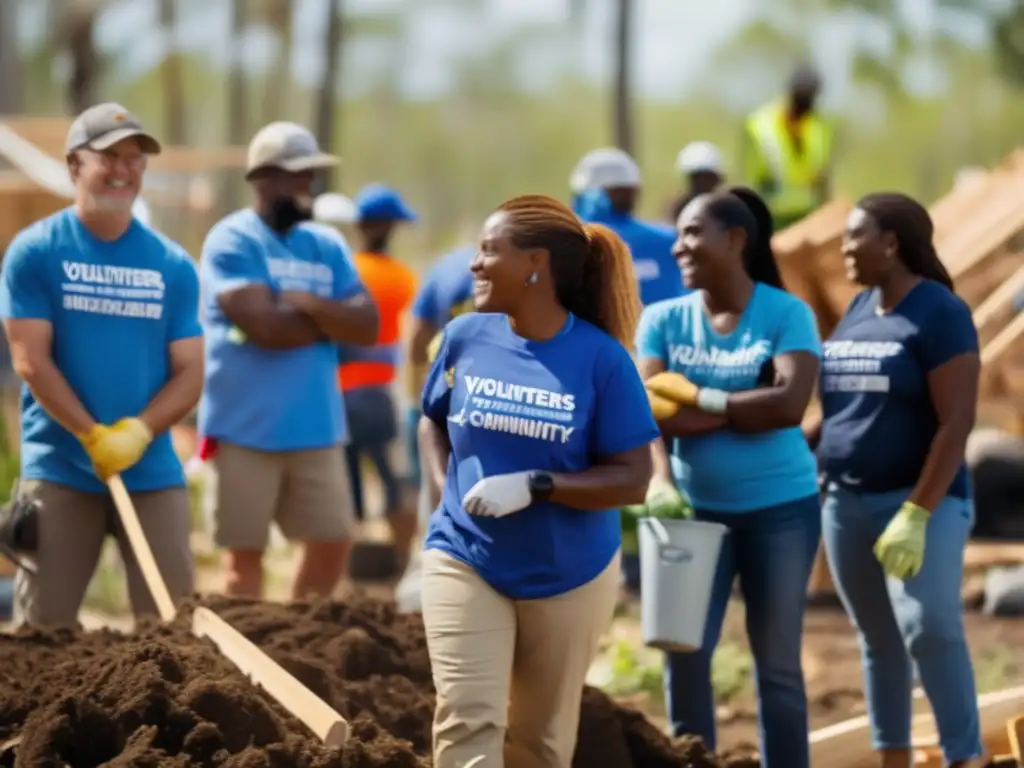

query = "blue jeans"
(665, 493), (820, 768)
(821, 484), (982, 761)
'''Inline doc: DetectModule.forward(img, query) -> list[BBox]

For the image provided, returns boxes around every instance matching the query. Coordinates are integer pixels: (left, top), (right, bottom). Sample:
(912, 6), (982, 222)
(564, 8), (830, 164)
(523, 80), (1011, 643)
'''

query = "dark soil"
(0, 593), (755, 767)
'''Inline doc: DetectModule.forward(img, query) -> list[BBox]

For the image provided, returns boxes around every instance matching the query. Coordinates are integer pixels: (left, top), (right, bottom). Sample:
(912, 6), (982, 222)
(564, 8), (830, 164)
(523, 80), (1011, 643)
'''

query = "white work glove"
(462, 471), (535, 518)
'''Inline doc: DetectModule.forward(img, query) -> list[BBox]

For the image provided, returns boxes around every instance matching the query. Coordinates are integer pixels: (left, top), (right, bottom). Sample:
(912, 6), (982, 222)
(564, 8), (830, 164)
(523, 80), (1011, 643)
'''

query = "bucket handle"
(642, 517), (693, 565)
(645, 516), (671, 545)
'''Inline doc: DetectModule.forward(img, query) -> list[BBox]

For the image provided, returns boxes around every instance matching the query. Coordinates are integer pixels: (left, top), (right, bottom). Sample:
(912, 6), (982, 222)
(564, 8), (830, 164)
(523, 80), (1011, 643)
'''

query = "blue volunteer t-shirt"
(582, 209), (685, 306)
(637, 283), (821, 512)
(422, 313), (659, 600)
(411, 245), (475, 328)
(817, 280), (978, 498)
(0, 207), (201, 493)
(198, 210), (364, 452)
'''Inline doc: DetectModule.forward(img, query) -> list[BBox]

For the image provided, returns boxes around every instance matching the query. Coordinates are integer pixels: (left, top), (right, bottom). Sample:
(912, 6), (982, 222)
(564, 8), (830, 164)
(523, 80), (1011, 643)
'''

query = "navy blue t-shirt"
(817, 280), (978, 498)
(421, 312), (660, 599)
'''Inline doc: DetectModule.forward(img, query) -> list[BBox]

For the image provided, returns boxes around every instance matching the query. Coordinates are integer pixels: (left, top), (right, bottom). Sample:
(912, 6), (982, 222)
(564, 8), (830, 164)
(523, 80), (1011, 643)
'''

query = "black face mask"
(265, 196), (313, 233)
(790, 92), (815, 116)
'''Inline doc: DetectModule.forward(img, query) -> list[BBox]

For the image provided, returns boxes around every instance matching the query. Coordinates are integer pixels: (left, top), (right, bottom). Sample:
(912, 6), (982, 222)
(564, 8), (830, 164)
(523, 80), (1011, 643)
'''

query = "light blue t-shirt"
(636, 283), (821, 512)
(0, 207), (201, 493)
(422, 313), (659, 600)
(581, 208), (685, 307)
(197, 209), (364, 452)
(411, 245), (475, 328)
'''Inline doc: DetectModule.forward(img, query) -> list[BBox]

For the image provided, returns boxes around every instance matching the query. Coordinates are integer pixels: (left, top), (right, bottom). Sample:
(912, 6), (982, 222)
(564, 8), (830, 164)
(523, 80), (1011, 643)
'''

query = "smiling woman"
(416, 194), (658, 768)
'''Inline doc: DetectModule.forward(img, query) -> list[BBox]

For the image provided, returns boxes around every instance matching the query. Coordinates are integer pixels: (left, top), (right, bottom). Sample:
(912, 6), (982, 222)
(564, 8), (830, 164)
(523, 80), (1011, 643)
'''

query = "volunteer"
(337, 184), (419, 561)
(0, 103), (201, 626)
(636, 186), (822, 768)
(813, 193), (983, 768)
(569, 147), (683, 306)
(197, 121), (379, 600)
(743, 63), (834, 230)
(666, 140), (725, 223)
(418, 194), (658, 767)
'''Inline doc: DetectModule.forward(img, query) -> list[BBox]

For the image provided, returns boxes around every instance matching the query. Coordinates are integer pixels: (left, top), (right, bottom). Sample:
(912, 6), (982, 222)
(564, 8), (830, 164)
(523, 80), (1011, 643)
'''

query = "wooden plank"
(982, 310), (1024, 368)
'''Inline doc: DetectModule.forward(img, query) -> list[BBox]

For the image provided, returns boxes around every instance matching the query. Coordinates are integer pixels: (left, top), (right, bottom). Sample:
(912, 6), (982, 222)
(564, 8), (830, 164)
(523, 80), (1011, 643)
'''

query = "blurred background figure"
(336, 183), (420, 566)
(743, 63), (835, 230)
(667, 140), (726, 224)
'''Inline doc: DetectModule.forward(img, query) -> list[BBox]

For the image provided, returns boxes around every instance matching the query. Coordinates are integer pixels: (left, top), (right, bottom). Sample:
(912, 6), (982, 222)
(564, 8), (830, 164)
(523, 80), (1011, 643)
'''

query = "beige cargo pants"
(12, 479), (194, 627)
(421, 548), (620, 768)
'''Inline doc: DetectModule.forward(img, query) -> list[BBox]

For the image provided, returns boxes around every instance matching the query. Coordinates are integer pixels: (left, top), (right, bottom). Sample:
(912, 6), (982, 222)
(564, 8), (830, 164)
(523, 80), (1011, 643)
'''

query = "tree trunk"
(0, 0), (24, 113)
(159, 0), (186, 144)
(224, 0), (248, 210)
(611, 0), (633, 156)
(63, 0), (101, 115)
(262, 0), (293, 124)
(313, 0), (343, 195)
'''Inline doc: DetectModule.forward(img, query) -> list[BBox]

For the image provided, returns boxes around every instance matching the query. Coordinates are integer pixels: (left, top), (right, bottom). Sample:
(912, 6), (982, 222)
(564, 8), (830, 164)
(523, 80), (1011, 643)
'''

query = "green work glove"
(645, 475), (693, 519)
(873, 501), (929, 580)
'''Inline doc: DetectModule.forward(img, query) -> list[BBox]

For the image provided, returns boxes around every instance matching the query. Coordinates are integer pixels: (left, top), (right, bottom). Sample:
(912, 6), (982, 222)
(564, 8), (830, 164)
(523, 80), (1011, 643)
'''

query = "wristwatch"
(528, 471), (555, 503)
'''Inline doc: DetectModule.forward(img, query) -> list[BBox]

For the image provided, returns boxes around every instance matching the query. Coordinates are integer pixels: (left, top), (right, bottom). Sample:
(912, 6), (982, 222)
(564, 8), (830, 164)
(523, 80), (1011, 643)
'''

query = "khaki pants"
(12, 479), (194, 627)
(421, 548), (620, 768)
(212, 442), (356, 550)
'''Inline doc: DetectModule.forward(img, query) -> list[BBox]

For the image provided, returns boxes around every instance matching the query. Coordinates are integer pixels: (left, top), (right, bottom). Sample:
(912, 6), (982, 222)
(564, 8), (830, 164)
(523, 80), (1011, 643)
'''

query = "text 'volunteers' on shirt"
(816, 280), (978, 497)
(197, 210), (365, 452)
(421, 313), (660, 600)
(636, 283), (822, 512)
(0, 208), (202, 493)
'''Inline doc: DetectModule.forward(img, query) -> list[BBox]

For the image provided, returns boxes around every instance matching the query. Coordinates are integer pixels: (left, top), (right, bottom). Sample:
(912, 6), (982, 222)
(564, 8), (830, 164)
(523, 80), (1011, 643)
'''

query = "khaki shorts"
(13, 479), (194, 628)
(212, 441), (356, 550)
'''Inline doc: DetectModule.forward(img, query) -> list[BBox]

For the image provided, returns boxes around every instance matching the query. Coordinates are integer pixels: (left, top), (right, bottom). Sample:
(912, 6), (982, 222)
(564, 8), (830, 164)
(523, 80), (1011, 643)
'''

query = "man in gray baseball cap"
(0, 101), (202, 628)
(65, 102), (162, 157)
(197, 120), (377, 601)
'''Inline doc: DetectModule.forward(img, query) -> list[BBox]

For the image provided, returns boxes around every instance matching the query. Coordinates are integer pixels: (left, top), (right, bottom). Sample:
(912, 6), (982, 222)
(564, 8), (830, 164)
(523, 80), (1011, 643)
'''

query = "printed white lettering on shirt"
(821, 340), (903, 383)
(61, 261), (165, 319)
(668, 340), (771, 376)
(450, 375), (578, 443)
(267, 258), (334, 295)
(633, 259), (660, 281)
(822, 374), (890, 393)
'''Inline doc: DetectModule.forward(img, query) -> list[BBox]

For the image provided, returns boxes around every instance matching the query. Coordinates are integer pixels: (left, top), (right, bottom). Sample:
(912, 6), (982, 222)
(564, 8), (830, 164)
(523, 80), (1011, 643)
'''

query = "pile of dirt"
(0, 593), (757, 767)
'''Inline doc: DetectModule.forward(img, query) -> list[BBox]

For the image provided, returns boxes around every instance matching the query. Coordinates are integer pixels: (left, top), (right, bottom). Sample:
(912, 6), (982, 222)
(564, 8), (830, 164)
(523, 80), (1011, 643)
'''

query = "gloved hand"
(645, 475), (693, 519)
(647, 389), (680, 420)
(645, 372), (699, 407)
(78, 418), (153, 480)
(462, 471), (533, 518)
(873, 501), (929, 580)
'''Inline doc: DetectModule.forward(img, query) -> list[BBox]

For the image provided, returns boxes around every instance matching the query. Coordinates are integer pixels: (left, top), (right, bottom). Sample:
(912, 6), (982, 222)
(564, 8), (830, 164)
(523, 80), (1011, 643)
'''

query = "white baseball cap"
(245, 121), (340, 180)
(569, 147), (641, 193)
(676, 141), (724, 175)
(313, 192), (357, 224)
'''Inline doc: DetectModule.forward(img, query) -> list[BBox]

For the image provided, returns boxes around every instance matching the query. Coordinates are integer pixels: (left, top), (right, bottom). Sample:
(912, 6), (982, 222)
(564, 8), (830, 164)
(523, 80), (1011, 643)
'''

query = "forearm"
(658, 406), (726, 437)
(909, 419), (973, 512)
(418, 416), (450, 499)
(550, 463), (650, 511)
(723, 387), (806, 432)
(651, 439), (673, 480)
(306, 296), (379, 346)
(139, 367), (204, 435)
(242, 305), (324, 349)
(20, 359), (95, 435)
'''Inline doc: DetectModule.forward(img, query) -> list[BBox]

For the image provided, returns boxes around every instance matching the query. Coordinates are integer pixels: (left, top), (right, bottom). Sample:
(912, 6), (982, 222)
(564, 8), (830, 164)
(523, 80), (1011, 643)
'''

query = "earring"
(526, 272), (539, 285)
(885, 247), (895, 259)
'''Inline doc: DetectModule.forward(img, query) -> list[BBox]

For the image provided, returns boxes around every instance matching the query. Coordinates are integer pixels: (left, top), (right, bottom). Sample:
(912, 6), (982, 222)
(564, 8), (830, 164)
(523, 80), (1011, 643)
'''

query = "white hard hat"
(675, 141), (724, 175)
(569, 147), (641, 193)
(313, 192), (357, 224)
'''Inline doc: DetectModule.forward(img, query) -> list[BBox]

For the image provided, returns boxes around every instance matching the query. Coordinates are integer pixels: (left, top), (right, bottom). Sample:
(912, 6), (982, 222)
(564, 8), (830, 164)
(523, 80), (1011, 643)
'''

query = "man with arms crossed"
(199, 122), (378, 600)
(0, 103), (203, 627)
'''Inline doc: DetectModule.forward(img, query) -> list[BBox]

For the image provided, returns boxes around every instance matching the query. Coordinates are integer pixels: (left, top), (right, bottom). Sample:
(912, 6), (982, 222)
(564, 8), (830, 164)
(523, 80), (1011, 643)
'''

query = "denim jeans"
(664, 493), (821, 768)
(821, 484), (983, 762)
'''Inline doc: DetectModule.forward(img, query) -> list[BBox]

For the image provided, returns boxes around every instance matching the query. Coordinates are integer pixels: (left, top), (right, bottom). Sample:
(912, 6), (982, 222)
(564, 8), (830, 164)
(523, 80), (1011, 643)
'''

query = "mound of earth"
(0, 593), (757, 767)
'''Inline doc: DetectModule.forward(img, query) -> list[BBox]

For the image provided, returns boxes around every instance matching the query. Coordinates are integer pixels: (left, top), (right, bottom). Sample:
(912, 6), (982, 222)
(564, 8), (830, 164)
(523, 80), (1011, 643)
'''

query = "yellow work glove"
(645, 475), (693, 519)
(873, 501), (929, 580)
(78, 418), (153, 480)
(647, 389), (680, 420)
(645, 371), (700, 407)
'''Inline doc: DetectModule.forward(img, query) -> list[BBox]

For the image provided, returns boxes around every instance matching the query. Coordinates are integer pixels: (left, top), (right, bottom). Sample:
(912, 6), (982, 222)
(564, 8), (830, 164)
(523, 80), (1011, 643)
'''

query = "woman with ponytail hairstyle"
(636, 186), (823, 768)
(417, 194), (659, 767)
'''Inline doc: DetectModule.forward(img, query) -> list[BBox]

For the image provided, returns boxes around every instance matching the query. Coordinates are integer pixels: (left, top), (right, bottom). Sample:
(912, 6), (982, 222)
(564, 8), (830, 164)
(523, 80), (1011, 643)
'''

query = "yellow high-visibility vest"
(745, 101), (833, 222)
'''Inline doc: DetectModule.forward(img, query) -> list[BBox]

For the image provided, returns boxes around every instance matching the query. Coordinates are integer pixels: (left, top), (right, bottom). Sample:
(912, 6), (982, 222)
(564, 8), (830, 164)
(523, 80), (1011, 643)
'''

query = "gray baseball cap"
(245, 121), (340, 180)
(65, 102), (162, 156)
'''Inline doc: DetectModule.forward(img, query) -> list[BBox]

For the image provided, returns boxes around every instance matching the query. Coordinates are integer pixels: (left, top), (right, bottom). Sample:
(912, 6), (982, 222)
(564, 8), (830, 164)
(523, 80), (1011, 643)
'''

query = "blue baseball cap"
(354, 183), (418, 223)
